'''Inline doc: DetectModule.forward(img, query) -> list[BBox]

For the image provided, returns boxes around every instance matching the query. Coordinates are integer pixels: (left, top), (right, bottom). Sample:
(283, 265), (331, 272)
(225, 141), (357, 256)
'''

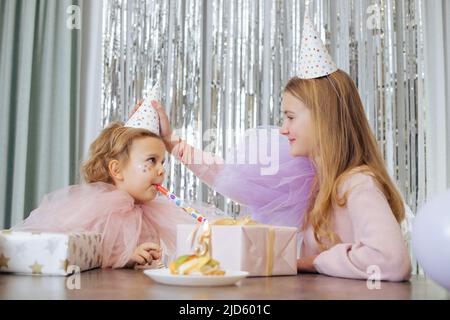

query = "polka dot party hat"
(298, 0), (338, 79)
(125, 80), (161, 135)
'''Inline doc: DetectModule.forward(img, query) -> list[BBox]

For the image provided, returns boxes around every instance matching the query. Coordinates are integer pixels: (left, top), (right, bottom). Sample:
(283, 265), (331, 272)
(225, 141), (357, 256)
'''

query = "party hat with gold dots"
(125, 80), (161, 135)
(298, 0), (338, 79)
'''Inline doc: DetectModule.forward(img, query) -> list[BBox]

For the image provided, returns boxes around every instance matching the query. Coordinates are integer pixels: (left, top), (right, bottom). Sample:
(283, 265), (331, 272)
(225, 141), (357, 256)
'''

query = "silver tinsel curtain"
(101, 0), (427, 229)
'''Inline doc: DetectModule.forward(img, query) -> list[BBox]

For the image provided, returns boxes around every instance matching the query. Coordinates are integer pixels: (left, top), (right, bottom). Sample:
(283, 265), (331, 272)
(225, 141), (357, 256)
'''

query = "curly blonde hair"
(81, 122), (163, 184)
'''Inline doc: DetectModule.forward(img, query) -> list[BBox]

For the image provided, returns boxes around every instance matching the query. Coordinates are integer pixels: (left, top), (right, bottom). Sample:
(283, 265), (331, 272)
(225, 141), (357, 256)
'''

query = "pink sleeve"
(313, 178), (412, 282)
(171, 139), (225, 188)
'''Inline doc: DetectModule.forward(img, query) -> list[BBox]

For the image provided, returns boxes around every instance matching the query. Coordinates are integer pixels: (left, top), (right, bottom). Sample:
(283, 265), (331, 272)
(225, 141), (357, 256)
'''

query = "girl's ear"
(108, 159), (124, 181)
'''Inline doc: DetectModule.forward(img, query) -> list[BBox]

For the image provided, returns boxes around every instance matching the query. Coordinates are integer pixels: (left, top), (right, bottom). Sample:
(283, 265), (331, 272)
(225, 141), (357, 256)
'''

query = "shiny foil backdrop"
(101, 0), (426, 271)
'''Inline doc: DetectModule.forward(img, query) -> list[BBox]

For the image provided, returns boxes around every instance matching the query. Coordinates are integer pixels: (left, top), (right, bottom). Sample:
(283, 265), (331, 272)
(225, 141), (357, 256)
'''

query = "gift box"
(176, 221), (298, 277)
(0, 230), (102, 276)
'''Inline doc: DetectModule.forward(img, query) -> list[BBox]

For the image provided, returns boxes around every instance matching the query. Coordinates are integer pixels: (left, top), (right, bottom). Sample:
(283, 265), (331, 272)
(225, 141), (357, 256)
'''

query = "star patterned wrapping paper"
(0, 230), (102, 276)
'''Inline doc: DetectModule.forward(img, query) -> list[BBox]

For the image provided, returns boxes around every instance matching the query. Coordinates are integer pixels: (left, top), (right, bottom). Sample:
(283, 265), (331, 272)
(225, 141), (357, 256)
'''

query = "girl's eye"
(147, 157), (156, 164)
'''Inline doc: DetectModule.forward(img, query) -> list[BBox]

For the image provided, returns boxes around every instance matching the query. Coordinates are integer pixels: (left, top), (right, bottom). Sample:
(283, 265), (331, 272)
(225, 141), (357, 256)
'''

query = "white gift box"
(0, 230), (102, 276)
(176, 224), (298, 277)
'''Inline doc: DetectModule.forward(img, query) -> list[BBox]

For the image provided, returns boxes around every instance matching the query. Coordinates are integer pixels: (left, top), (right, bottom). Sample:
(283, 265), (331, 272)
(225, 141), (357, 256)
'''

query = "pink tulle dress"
(13, 182), (196, 268)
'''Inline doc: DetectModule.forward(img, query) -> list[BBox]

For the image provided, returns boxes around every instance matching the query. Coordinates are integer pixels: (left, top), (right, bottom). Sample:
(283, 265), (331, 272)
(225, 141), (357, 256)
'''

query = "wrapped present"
(0, 230), (102, 276)
(176, 218), (298, 277)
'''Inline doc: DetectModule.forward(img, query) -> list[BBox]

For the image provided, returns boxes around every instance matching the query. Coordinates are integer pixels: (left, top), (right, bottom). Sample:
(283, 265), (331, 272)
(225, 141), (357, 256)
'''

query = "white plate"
(143, 268), (249, 287)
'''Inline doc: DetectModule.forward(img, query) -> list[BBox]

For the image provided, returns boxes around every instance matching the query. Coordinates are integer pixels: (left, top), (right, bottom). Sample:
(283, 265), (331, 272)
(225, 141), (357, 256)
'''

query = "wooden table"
(0, 269), (449, 300)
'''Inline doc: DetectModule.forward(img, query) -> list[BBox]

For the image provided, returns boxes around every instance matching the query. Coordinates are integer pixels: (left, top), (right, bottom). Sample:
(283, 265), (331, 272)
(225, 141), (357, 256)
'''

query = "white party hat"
(125, 80), (161, 135)
(298, 0), (338, 79)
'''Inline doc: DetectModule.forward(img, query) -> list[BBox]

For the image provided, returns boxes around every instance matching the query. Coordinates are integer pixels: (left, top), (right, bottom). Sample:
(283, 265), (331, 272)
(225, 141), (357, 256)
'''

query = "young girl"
(150, 5), (412, 281)
(14, 121), (194, 269)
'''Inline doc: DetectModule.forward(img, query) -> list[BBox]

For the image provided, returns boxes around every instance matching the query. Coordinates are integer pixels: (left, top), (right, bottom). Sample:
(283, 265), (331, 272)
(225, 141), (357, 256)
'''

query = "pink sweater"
(172, 142), (412, 281)
(302, 173), (411, 282)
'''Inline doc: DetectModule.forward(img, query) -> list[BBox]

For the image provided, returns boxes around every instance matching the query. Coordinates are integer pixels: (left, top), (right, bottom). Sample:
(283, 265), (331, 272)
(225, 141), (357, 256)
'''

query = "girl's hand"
(297, 255), (318, 274)
(150, 100), (181, 153)
(128, 242), (162, 266)
(150, 100), (172, 138)
(129, 99), (143, 118)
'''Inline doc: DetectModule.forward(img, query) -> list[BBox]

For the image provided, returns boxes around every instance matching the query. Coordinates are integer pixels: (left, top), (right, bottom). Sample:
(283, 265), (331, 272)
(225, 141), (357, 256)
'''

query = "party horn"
(156, 185), (208, 223)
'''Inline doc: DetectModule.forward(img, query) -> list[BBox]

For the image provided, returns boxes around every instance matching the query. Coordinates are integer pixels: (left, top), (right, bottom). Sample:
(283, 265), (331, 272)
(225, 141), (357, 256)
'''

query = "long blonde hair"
(285, 70), (405, 251)
(81, 122), (162, 184)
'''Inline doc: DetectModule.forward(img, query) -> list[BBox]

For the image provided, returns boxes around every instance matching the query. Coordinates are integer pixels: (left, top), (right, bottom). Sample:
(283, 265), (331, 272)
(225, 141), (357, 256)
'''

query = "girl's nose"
(279, 123), (289, 136)
(157, 165), (165, 176)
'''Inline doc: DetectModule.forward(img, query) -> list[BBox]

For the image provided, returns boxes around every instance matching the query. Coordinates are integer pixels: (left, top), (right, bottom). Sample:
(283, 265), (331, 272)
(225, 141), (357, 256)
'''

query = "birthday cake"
(169, 255), (225, 276)
(170, 215), (225, 276)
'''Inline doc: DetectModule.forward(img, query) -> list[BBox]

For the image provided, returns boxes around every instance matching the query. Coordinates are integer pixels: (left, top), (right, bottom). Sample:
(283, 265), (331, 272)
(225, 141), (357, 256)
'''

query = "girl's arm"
(164, 133), (225, 187)
(151, 102), (225, 187)
(312, 175), (412, 282)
